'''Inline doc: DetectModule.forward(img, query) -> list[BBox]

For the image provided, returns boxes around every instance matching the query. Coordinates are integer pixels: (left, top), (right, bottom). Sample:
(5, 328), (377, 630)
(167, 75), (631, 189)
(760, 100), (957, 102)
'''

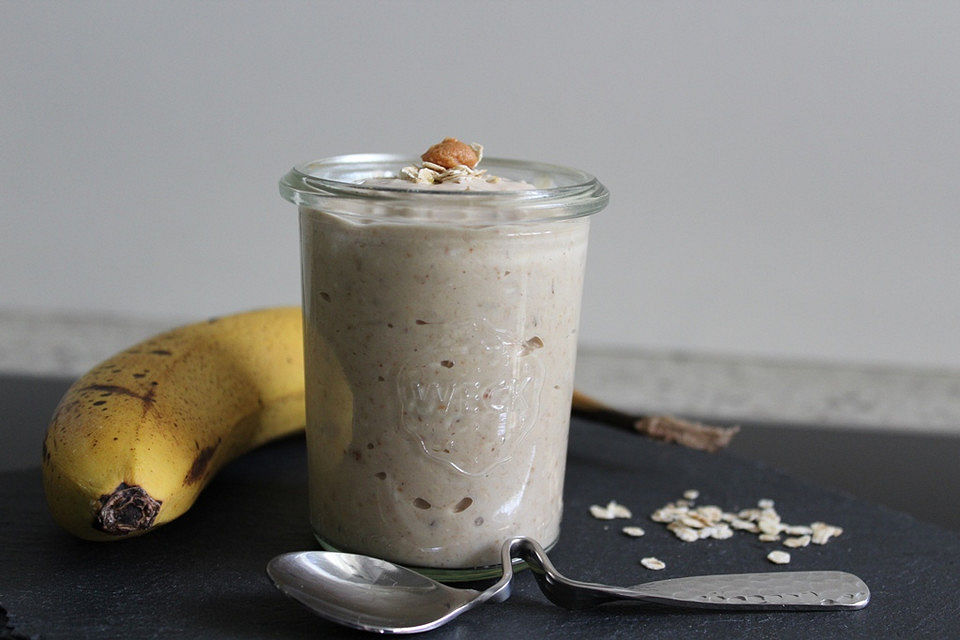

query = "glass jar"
(280, 154), (608, 580)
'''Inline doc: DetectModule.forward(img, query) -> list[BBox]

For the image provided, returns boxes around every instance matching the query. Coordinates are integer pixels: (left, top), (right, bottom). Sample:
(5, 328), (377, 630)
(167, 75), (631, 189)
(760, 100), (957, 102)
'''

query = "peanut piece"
(421, 137), (480, 169)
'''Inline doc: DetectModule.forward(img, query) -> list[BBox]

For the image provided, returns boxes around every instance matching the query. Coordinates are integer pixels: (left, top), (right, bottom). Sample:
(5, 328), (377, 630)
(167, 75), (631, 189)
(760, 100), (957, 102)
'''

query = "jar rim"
(279, 154), (608, 225)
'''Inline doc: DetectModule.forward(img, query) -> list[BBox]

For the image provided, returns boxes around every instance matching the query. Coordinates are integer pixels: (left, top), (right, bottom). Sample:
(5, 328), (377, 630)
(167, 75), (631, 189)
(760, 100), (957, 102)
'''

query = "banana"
(42, 306), (306, 541)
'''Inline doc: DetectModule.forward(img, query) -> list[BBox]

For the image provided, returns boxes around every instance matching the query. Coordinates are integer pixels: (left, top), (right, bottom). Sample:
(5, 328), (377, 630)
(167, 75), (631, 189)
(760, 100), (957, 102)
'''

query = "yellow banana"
(42, 306), (306, 541)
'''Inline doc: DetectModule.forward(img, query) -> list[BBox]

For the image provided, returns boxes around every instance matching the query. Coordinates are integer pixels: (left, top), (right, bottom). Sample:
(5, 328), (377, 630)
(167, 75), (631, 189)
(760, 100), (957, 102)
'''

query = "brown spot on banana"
(93, 482), (162, 535)
(79, 384), (155, 406)
(184, 440), (220, 485)
(78, 384), (156, 416)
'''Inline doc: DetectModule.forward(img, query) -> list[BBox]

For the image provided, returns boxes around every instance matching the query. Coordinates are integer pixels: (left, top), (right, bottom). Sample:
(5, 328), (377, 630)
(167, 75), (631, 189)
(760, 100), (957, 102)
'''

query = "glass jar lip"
(279, 153), (609, 225)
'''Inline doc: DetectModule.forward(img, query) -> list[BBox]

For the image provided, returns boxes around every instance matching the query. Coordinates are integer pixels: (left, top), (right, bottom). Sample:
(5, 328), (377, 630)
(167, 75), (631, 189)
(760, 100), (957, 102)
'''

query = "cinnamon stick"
(571, 390), (739, 453)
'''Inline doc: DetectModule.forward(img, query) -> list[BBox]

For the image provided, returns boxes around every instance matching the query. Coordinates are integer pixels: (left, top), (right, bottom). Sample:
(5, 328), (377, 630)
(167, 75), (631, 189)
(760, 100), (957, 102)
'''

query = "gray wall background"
(2, 1), (958, 369)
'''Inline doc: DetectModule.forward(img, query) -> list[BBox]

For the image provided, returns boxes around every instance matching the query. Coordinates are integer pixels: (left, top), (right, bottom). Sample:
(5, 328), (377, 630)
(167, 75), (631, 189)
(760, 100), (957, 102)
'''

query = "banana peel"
(42, 306), (305, 540)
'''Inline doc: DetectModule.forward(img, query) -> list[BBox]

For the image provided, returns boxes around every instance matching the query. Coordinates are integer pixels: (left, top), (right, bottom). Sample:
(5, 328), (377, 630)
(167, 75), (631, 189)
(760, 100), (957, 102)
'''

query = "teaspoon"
(266, 537), (869, 634)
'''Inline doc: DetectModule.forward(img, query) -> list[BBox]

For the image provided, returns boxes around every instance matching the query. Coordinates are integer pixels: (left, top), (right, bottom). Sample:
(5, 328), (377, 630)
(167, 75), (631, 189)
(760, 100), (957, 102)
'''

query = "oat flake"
(607, 501), (633, 519)
(767, 550), (791, 564)
(589, 504), (616, 520)
(645, 492), (844, 553)
(667, 523), (700, 542)
(589, 500), (632, 520)
(783, 524), (813, 536)
(783, 535), (811, 548)
(810, 522), (843, 545)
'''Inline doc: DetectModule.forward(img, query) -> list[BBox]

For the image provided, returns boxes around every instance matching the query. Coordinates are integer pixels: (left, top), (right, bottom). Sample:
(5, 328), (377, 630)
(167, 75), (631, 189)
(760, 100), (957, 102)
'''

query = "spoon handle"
(621, 571), (870, 610)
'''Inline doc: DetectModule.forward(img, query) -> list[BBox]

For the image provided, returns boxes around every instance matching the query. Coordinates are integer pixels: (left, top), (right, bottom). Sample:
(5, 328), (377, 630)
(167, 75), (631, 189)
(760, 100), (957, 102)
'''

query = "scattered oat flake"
(667, 523), (700, 542)
(738, 508), (762, 521)
(679, 514), (708, 529)
(646, 495), (843, 552)
(641, 557), (666, 570)
(650, 509), (674, 523)
(729, 518), (759, 532)
(810, 529), (830, 544)
(683, 489), (700, 501)
(607, 501), (632, 519)
(767, 550), (791, 564)
(696, 505), (723, 522)
(810, 522), (843, 545)
(589, 501), (632, 520)
(783, 535), (811, 548)
(589, 504), (616, 520)
(783, 524), (813, 536)
(622, 526), (645, 537)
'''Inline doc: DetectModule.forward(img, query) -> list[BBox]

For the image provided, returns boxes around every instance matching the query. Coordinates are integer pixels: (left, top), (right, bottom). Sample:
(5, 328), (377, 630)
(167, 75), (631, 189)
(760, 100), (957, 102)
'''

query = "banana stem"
(570, 390), (740, 453)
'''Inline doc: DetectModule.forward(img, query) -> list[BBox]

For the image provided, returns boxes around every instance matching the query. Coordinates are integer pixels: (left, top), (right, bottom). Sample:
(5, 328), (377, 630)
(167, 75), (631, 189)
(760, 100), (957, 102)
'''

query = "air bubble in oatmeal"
(453, 497), (473, 513)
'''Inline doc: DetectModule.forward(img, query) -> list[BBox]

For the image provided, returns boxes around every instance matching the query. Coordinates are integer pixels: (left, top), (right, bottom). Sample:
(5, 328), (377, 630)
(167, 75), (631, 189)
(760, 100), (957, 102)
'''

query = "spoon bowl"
(267, 549), (511, 633)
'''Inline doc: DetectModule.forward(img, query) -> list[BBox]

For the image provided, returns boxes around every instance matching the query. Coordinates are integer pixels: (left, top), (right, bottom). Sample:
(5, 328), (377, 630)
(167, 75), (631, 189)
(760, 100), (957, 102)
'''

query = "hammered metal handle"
(628, 571), (870, 610)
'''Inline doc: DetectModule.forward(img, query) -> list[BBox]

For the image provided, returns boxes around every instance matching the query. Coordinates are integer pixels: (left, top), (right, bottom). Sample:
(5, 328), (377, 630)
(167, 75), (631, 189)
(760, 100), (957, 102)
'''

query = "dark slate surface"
(726, 420), (960, 532)
(2, 375), (960, 638)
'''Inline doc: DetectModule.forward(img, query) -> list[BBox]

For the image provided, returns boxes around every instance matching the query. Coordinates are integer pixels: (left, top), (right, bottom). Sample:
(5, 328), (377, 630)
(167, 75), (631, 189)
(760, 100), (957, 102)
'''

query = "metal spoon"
(267, 537), (869, 634)
(266, 545), (514, 634)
